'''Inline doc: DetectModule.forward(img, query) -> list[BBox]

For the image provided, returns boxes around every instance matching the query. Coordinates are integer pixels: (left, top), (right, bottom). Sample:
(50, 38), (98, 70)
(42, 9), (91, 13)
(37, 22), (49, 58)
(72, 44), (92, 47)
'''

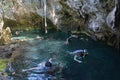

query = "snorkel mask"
(84, 49), (88, 54)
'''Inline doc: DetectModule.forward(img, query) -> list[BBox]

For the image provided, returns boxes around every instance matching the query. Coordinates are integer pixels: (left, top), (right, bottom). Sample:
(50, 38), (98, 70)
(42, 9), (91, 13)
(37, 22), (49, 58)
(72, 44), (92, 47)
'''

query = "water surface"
(6, 31), (120, 80)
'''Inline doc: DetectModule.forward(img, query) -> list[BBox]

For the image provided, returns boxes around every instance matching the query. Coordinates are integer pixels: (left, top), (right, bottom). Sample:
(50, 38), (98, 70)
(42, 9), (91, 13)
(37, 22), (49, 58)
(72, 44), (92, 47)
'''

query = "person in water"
(22, 58), (61, 74)
(65, 34), (79, 44)
(22, 58), (53, 72)
(44, 60), (52, 71)
(22, 58), (62, 80)
(68, 49), (88, 63)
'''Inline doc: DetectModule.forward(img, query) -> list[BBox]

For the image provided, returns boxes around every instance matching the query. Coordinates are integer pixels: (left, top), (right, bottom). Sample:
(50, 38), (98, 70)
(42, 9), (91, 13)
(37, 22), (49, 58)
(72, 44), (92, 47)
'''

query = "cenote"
(4, 31), (120, 80)
(0, 1), (120, 80)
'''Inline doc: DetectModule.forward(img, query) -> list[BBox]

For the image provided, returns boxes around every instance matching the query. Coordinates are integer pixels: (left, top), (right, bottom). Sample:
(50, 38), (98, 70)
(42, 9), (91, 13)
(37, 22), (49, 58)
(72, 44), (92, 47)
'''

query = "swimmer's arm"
(22, 67), (41, 72)
(74, 55), (82, 63)
(71, 35), (78, 38)
(83, 53), (86, 58)
(66, 51), (73, 54)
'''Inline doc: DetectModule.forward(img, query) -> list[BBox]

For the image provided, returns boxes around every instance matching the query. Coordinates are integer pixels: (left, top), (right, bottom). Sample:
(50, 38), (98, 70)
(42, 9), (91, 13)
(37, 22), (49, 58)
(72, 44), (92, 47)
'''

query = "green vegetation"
(0, 59), (7, 71)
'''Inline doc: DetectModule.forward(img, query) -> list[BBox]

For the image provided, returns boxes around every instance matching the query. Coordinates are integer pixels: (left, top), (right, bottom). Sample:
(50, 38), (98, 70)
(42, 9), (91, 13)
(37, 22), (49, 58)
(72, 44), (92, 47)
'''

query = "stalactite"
(0, 1), (4, 33)
(106, 7), (116, 29)
(44, 0), (47, 34)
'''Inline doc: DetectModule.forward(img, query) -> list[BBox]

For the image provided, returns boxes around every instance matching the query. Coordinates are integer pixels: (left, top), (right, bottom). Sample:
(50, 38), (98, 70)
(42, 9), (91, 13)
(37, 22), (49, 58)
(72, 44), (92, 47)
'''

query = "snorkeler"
(22, 58), (62, 74)
(65, 34), (79, 44)
(22, 58), (63, 80)
(67, 49), (88, 63)
(22, 58), (53, 73)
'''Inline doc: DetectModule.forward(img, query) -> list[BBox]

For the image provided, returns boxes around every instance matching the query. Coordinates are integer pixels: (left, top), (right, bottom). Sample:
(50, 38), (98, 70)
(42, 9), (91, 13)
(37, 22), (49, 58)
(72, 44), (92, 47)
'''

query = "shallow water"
(6, 31), (120, 80)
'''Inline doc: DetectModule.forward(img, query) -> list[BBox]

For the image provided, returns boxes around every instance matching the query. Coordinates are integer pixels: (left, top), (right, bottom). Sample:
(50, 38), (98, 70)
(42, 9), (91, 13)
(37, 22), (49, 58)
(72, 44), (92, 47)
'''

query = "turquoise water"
(6, 31), (120, 80)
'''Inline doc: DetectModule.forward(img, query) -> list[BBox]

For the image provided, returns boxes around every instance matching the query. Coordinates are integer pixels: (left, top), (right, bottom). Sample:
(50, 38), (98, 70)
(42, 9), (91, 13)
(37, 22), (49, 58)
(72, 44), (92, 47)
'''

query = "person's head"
(45, 61), (52, 67)
(83, 49), (88, 55)
(49, 58), (55, 63)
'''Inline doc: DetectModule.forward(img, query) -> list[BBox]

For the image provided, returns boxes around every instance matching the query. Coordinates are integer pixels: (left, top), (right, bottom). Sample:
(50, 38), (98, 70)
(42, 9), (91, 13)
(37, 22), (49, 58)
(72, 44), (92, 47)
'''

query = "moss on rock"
(0, 59), (7, 71)
(4, 12), (57, 33)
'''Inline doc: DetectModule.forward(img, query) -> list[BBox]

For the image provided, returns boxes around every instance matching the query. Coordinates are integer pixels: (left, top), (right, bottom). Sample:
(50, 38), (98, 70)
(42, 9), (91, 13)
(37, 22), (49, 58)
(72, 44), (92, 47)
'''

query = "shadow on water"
(6, 31), (120, 80)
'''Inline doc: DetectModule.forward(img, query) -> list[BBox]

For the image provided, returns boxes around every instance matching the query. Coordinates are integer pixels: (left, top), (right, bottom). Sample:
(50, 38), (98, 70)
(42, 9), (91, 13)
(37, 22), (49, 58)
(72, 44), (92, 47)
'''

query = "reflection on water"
(5, 32), (120, 80)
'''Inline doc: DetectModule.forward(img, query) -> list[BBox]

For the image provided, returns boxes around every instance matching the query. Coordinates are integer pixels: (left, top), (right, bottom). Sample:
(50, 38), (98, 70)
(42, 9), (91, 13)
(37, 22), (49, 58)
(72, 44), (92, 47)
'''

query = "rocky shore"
(0, 39), (29, 80)
(0, 40), (28, 59)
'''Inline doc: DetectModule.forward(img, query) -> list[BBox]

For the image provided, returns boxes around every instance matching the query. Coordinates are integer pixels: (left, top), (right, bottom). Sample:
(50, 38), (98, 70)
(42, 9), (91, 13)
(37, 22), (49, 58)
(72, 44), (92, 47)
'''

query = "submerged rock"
(0, 72), (7, 80)
(0, 39), (28, 59)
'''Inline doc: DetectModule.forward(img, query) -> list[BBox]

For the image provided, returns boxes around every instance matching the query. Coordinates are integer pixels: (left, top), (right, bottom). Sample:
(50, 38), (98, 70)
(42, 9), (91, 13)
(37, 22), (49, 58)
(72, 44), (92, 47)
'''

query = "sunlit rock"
(0, 27), (12, 44)
(0, 3), (4, 33)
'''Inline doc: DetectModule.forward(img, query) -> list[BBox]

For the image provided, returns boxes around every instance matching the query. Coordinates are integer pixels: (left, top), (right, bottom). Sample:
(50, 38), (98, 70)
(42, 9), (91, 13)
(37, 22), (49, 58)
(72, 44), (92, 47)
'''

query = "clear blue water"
(6, 31), (120, 80)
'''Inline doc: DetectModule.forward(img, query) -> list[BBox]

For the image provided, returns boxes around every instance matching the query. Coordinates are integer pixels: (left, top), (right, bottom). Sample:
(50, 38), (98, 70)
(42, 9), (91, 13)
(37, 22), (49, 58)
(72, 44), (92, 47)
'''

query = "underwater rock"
(0, 39), (29, 59)
(0, 72), (7, 80)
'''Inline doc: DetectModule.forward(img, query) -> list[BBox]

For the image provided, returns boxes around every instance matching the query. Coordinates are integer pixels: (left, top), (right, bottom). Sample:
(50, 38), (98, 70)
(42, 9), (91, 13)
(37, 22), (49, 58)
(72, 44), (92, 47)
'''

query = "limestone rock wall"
(0, 0), (119, 49)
